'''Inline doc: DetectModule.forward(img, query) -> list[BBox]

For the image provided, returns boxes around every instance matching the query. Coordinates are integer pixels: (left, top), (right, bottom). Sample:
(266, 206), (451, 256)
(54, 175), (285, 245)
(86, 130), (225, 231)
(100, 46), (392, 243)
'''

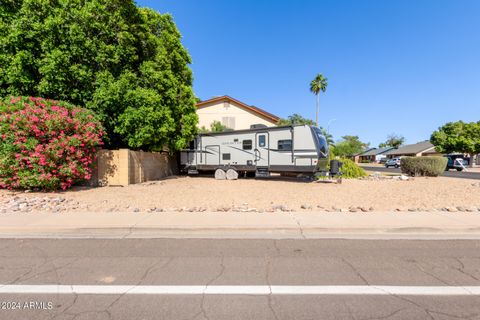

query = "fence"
(92, 149), (177, 186)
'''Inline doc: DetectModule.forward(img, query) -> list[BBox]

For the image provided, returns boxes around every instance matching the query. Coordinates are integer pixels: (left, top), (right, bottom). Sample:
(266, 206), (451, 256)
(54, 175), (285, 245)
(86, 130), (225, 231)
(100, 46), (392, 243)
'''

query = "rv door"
(255, 133), (269, 167)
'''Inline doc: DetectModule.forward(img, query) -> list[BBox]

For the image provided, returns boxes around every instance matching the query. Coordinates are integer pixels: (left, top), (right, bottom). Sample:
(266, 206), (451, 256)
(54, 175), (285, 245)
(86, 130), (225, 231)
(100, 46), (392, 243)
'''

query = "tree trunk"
(316, 94), (320, 127)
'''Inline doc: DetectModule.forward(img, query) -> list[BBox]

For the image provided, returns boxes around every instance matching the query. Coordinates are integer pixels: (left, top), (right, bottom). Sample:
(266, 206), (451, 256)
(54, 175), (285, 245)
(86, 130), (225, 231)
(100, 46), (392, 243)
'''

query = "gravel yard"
(1, 176), (480, 213)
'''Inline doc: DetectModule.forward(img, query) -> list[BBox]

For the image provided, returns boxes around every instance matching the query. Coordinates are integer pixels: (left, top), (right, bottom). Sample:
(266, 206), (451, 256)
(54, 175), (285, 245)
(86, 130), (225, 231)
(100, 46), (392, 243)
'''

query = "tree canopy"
(310, 74), (328, 96)
(0, 0), (197, 151)
(309, 73), (328, 127)
(430, 121), (480, 157)
(277, 114), (315, 126)
(379, 133), (405, 148)
(199, 120), (232, 133)
(334, 135), (370, 157)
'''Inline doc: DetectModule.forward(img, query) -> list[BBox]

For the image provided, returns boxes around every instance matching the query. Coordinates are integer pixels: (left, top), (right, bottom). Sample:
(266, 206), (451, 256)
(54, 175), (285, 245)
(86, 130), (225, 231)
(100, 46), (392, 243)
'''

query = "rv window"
(318, 136), (328, 157)
(243, 140), (252, 150)
(258, 135), (266, 147)
(222, 153), (231, 160)
(278, 139), (292, 151)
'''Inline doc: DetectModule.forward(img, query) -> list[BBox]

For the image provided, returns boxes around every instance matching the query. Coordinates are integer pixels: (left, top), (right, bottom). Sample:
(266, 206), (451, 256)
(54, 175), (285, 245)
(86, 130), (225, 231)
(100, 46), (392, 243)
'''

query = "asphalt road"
(1, 239), (480, 319)
(362, 165), (480, 180)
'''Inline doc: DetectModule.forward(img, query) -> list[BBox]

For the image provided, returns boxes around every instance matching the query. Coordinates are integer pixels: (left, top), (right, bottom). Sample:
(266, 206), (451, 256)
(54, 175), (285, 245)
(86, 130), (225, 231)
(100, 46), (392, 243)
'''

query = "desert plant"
(338, 158), (367, 179)
(400, 156), (447, 177)
(0, 96), (104, 190)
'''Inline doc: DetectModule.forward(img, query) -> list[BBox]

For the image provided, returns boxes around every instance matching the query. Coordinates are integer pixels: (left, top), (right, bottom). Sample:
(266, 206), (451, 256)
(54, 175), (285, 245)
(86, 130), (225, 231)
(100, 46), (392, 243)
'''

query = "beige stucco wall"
(197, 100), (276, 130)
(94, 149), (177, 186)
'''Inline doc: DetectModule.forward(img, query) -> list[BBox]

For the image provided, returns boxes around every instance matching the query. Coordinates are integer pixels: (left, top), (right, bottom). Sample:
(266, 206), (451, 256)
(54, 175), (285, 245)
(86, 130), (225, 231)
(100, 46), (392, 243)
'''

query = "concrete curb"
(1, 211), (480, 239)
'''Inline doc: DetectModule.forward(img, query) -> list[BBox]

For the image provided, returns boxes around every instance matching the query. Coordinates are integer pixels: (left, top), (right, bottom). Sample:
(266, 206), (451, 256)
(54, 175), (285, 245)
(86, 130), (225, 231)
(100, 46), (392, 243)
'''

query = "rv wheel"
(214, 168), (226, 180)
(226, 169), (238, 180)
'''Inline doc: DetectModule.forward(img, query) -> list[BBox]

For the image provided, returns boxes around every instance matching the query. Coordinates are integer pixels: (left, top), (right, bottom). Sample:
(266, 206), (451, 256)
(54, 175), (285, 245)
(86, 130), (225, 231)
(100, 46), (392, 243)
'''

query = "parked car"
(378, 157), (388, 164)
(445, 156), (467, 171)
(385, 158), (401, 168)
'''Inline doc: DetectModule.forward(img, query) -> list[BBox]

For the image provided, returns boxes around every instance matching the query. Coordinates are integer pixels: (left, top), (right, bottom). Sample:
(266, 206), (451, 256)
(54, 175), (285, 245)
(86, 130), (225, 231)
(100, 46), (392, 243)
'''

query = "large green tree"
(430, 121), (480, 166)
(334, 135), (369, 157)
(379, 133), (405, 148)
(309, 73), (328, 127)
(0, 0), (197, 151)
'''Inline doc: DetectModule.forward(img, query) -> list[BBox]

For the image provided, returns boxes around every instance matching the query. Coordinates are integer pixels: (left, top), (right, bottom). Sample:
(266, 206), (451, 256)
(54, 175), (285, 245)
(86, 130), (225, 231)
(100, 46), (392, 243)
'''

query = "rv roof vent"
(250, 124), (268, 129)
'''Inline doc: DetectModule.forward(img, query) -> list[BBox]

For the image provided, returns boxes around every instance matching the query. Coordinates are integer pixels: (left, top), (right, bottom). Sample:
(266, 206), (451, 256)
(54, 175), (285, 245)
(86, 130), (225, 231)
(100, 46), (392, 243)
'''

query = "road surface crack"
(341, 258), (370, 285)
(454, 257), (480, 282)
(104, 258), (169, 312)
(265, 258), (279, 320)
(191, 254), (225, 320)
(290, 214), (306, 239)
(121, 213), (154, 239)
(362, 308), (406, 320)
(406, 258), (451, 285)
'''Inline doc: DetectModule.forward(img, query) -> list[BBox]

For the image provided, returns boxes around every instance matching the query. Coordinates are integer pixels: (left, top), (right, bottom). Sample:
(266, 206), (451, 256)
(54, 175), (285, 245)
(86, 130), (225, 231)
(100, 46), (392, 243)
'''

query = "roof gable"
(196, 95), (280, 123)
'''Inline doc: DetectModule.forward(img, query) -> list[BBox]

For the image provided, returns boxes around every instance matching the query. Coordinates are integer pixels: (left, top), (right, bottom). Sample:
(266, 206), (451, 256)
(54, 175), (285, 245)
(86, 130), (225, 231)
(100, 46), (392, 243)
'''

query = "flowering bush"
(0, 97), (104, 190)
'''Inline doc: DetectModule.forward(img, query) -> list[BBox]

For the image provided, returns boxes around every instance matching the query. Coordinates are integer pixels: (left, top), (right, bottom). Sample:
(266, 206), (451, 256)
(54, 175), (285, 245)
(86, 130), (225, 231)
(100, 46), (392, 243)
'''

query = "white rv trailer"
(180, 124), (329, 178)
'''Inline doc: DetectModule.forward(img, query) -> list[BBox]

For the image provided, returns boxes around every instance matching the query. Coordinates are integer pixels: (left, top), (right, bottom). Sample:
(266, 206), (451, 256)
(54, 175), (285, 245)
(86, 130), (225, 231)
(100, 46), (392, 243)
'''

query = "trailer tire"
(214, 168), (226, 180)
(226, 168), (238, 180)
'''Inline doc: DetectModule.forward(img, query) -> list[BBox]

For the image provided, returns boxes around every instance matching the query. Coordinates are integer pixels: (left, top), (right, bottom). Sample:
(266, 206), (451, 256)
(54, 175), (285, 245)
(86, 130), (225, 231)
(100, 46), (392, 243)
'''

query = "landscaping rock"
(272, 205), (292, 212)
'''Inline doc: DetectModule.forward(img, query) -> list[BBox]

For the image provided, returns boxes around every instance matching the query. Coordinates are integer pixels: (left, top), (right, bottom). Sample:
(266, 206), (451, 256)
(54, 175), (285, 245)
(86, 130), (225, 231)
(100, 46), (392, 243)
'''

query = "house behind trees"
(196, 96), (280, 130)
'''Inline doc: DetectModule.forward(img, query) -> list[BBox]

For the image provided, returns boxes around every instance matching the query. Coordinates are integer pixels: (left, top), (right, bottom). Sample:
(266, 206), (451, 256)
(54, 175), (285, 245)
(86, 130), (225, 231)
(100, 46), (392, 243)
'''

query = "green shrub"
(400, 156), (447, 177)
(338, 158), (367, 179)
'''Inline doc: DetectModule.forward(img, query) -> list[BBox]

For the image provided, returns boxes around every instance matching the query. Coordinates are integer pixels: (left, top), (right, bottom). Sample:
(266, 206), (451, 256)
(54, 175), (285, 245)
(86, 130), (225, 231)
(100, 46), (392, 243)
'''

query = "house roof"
(359, 147), (395, 156)
(196, 95), (280, 123)
(354, 148), (376, 157)
(383, 141), (436, 156)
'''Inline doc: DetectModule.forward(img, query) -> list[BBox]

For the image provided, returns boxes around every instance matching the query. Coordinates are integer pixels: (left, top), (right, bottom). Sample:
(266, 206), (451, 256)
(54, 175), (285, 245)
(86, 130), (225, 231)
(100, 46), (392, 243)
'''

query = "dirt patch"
(1, 176), (479, 213)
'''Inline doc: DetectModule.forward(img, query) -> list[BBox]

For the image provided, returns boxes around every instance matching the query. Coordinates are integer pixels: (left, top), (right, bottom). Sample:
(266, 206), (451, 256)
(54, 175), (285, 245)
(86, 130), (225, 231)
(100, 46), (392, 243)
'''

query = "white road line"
(1, 285), (480, 295)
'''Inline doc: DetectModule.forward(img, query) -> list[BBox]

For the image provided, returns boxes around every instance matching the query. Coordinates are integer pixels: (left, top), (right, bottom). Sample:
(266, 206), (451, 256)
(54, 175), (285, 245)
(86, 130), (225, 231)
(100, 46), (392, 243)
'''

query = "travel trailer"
(180, 124), (329, 179)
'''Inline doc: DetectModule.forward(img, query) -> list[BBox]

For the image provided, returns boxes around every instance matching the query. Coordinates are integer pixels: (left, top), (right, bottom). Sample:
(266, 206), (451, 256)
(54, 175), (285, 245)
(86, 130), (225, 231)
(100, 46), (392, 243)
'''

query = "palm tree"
(310, 73), (328, 127)
(319, 126), (335, 146)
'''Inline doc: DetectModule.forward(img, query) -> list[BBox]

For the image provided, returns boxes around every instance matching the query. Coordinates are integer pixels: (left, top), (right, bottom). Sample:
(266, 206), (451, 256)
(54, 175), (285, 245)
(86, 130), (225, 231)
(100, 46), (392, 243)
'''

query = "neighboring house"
(356, 147), (395, 163)
(383, 141), (442, 158)
(353, 148), (375, 163)
(196, 95), (280, 131)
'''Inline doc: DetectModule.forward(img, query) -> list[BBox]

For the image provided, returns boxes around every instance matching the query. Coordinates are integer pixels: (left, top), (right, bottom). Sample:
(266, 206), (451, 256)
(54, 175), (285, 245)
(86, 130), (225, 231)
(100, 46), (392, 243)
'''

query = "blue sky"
(136, 0), (480, 146)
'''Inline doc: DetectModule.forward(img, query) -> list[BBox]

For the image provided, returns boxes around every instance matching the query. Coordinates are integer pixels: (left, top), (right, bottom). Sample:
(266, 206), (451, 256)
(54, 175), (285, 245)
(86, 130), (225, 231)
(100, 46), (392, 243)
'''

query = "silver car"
(385, 158), (401, 168)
